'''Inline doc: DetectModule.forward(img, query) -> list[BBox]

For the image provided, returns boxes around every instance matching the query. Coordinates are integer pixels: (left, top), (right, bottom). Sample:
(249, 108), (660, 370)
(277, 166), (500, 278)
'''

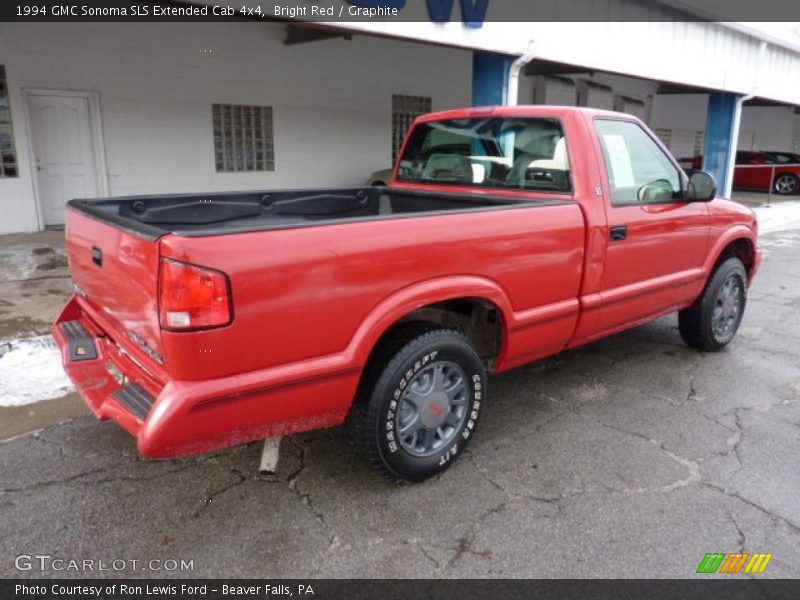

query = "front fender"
(703, 225), (759, 282)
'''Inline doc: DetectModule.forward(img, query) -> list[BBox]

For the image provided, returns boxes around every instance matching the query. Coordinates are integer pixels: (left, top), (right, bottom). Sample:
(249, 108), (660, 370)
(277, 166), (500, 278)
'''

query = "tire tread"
(354, 327), (482, 483)
(679, 257), (746, 351)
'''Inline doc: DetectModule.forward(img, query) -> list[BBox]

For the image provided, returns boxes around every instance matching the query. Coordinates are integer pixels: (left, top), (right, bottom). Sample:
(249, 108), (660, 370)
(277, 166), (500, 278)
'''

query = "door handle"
(609, 225), (628, 241)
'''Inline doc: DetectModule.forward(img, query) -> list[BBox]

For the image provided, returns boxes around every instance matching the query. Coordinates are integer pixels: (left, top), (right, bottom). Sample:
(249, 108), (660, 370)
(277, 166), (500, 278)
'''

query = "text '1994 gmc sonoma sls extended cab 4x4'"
(55, 106), (760, 483)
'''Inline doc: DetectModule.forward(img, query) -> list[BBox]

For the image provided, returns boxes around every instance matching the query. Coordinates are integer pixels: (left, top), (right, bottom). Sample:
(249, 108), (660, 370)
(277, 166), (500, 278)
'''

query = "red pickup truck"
(55, 106), (760, 483)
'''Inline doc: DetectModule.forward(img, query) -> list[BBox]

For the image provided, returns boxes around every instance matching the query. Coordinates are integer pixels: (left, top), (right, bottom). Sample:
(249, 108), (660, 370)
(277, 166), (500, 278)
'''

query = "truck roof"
(416, 105), (629, 123)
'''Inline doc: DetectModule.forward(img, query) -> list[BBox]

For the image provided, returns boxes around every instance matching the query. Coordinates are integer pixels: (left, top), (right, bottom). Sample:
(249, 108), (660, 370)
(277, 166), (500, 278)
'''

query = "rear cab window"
(396, 117), (571, 193)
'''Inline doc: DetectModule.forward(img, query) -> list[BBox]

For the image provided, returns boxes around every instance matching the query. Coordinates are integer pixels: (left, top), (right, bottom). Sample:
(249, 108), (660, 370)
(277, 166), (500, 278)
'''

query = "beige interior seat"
(506, 137), (570, 187)
(422, 153), (472, 182)
(528, 137), (569, 171)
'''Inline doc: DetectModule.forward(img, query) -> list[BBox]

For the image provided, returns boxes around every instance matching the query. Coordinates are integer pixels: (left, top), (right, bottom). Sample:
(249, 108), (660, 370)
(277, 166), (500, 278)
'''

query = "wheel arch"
(347, 277), (513, 376)
(774, 171), (800, 182)
(704, 228), (757, 281)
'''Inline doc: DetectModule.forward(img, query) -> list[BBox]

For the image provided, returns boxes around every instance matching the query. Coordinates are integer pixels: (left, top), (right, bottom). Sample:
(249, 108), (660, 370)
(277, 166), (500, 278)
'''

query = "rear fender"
(346, 276), (515, 368)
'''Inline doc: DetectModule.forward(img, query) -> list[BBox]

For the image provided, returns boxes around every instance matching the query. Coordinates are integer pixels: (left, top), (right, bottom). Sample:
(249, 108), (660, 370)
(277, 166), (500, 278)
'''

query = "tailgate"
(65, 209), (164, 364)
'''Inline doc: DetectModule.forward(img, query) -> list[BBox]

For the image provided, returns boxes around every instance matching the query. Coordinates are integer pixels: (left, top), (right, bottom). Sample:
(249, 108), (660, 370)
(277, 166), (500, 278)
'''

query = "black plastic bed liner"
(67, 186), (570, 240)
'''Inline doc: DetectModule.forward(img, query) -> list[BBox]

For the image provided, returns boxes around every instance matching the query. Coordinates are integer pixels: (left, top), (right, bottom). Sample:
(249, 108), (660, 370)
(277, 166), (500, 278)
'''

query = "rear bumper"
(54, 295), (356, 458)
(53, 298), (156, 439)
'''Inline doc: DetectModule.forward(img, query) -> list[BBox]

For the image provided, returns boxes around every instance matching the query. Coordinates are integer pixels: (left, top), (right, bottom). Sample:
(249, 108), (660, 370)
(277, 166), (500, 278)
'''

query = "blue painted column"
(472, 51), (513, 106)
(702, 91), (743, 198)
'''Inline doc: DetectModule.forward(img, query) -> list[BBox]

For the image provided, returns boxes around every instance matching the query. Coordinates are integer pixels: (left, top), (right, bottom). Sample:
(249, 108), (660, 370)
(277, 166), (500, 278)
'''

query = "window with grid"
(693, 130), (705, 156)
(0, 66), (18, 178)
(392, 95), (431, 162)
(212, 104), (274, 172)
(654, 128), (672, 150)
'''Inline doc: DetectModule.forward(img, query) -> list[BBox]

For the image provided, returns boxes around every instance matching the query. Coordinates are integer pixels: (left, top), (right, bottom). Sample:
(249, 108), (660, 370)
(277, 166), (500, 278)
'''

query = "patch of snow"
(753, 201), (800, 235)
(0, 245), (40, 282)
(0, 335), (74, 406)
(0, 244), (67, 282)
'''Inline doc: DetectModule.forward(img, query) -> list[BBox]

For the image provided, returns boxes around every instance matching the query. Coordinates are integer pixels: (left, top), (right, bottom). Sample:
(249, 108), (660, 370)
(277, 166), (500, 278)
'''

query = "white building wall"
(0, 22), (471, 234)
(649, 96), (798, 157)
(649, 94), (708, 160)
(737, 106), (798, 152)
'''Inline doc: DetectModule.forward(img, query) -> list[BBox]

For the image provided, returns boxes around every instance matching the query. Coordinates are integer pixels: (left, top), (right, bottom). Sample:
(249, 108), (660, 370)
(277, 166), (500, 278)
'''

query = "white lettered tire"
(355, 327), (486, 483)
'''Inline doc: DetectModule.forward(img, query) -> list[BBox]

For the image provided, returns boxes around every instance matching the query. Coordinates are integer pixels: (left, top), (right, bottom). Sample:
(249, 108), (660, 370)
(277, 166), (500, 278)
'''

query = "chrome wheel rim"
(712, 275), (743, 338)
(396, 361), (468, 457)
(775, 175), (798, 194)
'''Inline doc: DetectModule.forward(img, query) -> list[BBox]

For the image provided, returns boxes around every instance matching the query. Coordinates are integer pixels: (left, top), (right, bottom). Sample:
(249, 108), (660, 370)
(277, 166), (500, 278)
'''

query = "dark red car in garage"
(734, 150), (800, 195)
(679, 150), (800, 195)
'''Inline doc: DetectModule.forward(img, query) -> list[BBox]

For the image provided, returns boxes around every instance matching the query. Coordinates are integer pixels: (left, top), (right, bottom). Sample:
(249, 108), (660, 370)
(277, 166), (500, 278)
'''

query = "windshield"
(396, 117), (571, 192)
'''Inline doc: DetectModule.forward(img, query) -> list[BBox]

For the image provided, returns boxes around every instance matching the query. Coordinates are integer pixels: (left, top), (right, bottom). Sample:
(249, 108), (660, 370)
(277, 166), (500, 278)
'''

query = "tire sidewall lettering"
(383, 348), (483, 462)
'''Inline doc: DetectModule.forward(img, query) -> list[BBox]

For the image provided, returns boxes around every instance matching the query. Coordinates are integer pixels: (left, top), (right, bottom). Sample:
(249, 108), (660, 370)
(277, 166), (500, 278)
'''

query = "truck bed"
(67, 186), (566, 239)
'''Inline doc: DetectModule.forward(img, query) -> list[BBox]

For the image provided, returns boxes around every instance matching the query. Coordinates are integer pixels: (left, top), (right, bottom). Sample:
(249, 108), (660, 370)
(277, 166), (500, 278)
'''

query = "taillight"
(158, 259), (231, 331)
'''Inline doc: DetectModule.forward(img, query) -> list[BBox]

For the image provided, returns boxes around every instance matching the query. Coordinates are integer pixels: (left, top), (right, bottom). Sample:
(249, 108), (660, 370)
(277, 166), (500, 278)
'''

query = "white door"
(27, 93), (100, 225)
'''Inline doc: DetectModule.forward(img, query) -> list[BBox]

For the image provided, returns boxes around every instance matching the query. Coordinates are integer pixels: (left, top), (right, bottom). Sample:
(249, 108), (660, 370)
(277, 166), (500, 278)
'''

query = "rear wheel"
(354, 327), (486, 483)
(678, 257), (747, 351)
(773, 173), (799, 195)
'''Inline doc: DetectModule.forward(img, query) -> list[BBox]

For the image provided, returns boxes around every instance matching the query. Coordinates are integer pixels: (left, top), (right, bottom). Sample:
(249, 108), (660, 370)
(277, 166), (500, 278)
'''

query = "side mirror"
(685, 171), (716, 202)
(637, 178), (675, 202)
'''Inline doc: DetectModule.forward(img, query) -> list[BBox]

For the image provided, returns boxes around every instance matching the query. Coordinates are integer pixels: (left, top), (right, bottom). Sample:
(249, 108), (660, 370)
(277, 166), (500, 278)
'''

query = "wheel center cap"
(420, 392), (450, 428)
(723, 298), (734, 316)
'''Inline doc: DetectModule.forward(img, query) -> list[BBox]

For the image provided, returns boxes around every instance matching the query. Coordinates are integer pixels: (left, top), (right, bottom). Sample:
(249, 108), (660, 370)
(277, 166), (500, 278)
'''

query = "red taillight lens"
(158, 259), (231, 331)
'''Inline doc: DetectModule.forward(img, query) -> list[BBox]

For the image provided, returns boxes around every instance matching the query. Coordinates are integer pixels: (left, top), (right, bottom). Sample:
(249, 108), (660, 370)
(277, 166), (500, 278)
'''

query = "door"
(592, 118), (709, 335)
(27, 93), (101, 225)
(732, 151), (772, 191)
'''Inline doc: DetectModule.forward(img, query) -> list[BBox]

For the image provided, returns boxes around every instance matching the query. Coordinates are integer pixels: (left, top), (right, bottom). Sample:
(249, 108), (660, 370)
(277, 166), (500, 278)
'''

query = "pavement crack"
(417, 542), (441, 571)
(727, 510), (747, 553)
(609, 351), (635, 368)
(33, 428), (141, 463)
(285, 437), (308, 490)
(685, 376), (699, 405)
(698, 411), (737, 433)
(728, 411), (745, 472)
(464, 449), (509, 496)
(701, 482), (800, 535)
(92, 461), (202, 485)
(196, 468), (248, 511)
(435, 499), (506, 573)
(0, 467), (107, 494)
(598, 422), (700, 492)
(284, 438), (340, 573)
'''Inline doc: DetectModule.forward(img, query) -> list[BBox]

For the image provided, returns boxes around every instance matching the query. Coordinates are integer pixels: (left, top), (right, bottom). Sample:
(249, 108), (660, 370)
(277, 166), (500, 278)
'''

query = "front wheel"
(773, 173), (799, 195)
(679, 257), (747, 351)
(355, 328), (486, 483)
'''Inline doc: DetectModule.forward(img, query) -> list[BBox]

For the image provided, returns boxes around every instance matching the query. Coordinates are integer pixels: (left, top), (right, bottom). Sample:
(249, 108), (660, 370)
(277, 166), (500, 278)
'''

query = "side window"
(595, 119), (681, 205)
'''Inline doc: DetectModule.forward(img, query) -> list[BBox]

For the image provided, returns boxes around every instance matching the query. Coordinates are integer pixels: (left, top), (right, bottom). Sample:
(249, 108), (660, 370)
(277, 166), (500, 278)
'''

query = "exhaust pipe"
(259, 436), (282, 475)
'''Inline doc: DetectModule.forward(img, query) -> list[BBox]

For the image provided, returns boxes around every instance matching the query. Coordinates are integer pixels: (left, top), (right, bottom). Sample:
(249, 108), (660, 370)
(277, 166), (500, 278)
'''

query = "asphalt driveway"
(1, 210), (799, 579)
